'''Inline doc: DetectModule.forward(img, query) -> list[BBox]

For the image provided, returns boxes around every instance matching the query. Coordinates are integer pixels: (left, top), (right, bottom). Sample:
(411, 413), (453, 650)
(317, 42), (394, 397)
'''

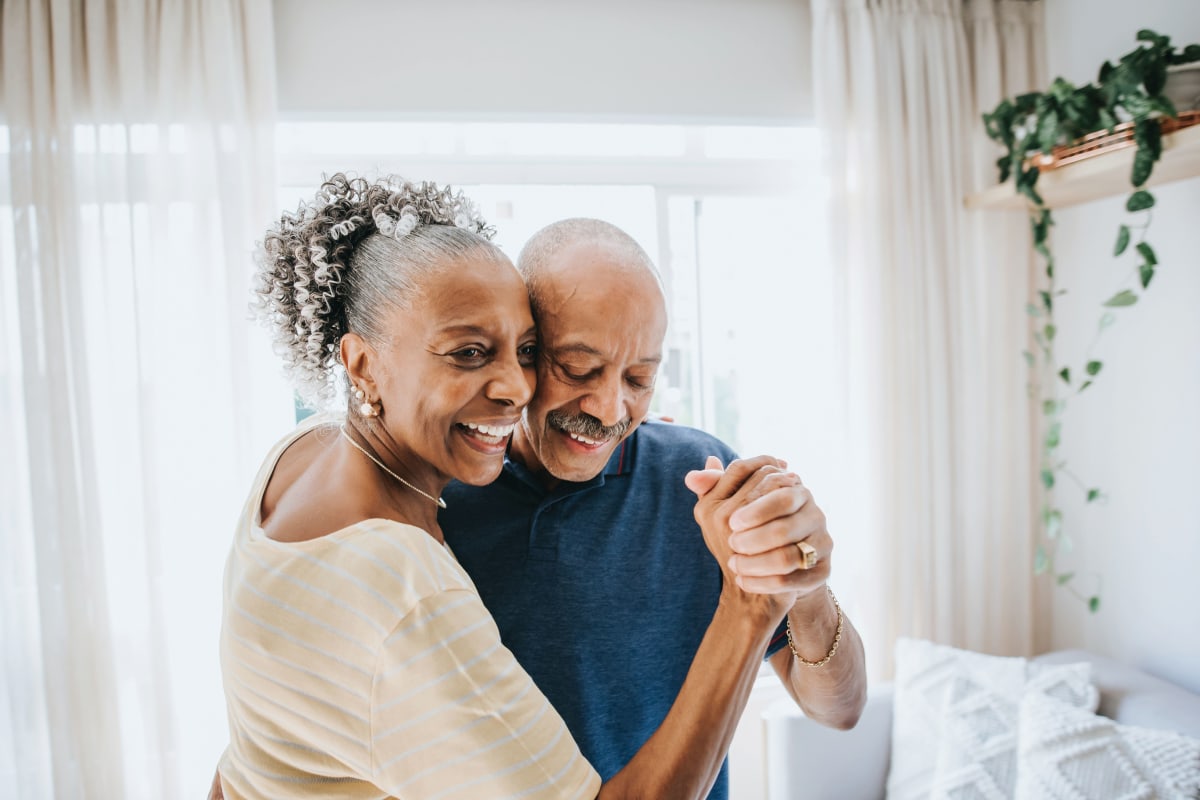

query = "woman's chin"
(449, 454), (507, 487)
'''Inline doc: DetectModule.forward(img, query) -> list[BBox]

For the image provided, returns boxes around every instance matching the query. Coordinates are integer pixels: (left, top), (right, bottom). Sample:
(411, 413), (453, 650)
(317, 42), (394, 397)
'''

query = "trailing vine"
(981, 30), (1200, 611)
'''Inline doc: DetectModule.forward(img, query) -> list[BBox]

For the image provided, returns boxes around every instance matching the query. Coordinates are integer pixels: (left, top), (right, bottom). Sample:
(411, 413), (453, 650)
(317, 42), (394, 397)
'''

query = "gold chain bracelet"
(785, 585), (843, 668)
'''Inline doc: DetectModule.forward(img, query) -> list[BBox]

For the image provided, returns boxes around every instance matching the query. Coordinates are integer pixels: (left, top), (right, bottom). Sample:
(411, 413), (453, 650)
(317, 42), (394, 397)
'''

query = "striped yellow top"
(218, 418), (600, 799)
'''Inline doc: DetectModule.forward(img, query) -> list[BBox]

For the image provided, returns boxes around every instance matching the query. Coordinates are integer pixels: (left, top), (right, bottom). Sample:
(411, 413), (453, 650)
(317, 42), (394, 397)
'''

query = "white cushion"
(1015, 692), (1200, 800)
(932, 661), (1096, 799)
(886, 638), (1098, 800)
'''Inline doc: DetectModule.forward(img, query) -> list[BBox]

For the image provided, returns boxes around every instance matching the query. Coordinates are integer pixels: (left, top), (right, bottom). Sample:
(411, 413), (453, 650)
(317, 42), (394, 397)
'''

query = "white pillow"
(886, 638), (1098, 800)
(932, 661), (1097, 799)
(1015, 692), (1200, 800)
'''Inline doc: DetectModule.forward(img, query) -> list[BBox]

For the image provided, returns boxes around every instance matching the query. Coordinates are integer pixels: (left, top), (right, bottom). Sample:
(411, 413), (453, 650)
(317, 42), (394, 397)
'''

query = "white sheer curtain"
(1, 2), (289, 797)
(811, 0), (1046, 676)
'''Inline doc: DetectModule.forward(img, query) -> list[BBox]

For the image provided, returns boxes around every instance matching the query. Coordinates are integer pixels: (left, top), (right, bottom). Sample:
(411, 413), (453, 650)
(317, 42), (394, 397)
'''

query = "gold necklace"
(339, 425), (447, 509)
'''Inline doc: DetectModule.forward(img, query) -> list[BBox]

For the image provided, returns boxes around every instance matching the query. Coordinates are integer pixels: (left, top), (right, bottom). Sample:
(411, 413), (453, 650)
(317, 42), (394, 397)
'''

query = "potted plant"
(980, 29), (1200, 611)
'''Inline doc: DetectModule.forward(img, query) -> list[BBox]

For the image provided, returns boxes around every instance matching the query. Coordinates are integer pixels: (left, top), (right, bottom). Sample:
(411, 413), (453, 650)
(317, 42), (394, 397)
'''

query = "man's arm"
(722, 472), (868, 729)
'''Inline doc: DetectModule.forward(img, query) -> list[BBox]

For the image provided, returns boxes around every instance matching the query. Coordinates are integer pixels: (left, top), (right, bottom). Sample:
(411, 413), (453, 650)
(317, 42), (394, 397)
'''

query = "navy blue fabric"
(441, 421), (789, 800)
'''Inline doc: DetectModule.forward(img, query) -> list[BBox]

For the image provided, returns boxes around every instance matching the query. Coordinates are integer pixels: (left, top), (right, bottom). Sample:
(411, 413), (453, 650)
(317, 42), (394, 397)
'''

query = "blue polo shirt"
(440, 420), (788, 800)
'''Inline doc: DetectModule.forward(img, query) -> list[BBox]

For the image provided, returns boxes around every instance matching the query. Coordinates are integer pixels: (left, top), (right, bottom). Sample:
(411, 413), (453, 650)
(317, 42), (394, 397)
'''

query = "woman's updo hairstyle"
(253, 173), (502, 409)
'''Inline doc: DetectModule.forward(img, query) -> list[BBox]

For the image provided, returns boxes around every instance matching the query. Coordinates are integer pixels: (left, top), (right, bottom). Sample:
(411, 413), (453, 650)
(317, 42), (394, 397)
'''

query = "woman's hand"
(685, 455), (800, 623)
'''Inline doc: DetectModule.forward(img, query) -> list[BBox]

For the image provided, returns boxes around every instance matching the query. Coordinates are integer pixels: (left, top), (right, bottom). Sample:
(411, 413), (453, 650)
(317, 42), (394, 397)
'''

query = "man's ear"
(340, 333), (378, 399)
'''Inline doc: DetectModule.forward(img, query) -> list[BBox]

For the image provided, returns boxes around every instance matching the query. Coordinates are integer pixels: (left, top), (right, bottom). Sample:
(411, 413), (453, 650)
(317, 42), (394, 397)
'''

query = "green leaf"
(1174, 44), (1200, 65)
(1042, 399), (1057, 415)
(1041, 469), (1055, 489)
(1114, 225), (1131, 255)
(1079, 379), (1093, 392)
(1026, 302), (1042, 318)
(1044, 323), (1057, 341)
(1140, 262), (1155, 289)
(1057, 572), (1075, 586)
(1059, 367), (1071, 385)
(1045, 422), (1061, 450)
(1049, 77), (1075, 103)
(1104, 290), (1139, 307)
(1132, 148), (1155, 187)
(1034, 546), (1049, 575)
(1036, 108), (1061, 152)
(1145, 63), (1168, 96)
(1127, 190), (1156, 211)
(1039, 290), (1053, 312)
(1122, 93), (1154, 121)
(1023, 350), (1035, 368)
(1136, 241), (1157, 265)
(1046, 509), (1063, 539)
(1099, 312), (1117, 330)
(1087, 488), (1101, 502)
(1088, 596), (1101, 613)
(1135, 118), (1163, 161)
(1086, 360), (1103, 376)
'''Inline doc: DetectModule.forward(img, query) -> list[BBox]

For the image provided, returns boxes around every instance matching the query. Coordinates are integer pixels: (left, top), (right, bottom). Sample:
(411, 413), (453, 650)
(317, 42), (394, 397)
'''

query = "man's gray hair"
(516, 218), (661, 314)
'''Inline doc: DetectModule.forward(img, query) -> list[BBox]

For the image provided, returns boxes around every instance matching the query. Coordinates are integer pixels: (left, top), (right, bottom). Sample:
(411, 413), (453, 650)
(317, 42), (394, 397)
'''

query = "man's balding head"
(508, 218), (668, 485)
(517, 218), (662, 317)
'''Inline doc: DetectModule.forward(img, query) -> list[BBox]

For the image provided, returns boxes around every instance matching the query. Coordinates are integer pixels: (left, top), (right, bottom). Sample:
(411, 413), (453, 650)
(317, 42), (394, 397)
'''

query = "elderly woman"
(216, 175), (792, 799)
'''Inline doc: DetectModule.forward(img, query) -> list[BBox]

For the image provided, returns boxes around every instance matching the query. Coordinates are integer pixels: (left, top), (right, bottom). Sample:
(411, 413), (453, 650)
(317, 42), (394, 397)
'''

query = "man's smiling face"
(510, 240), (667, 485)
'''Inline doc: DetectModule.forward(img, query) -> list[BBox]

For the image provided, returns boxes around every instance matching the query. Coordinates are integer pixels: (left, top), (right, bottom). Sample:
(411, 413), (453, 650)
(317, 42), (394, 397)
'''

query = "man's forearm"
(599, 594), (779, 800)
(770, 588), (867, 730)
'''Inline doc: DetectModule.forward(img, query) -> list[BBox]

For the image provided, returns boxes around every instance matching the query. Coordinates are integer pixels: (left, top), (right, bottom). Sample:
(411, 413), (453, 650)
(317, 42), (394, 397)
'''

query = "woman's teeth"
(460, 422), (515, 443)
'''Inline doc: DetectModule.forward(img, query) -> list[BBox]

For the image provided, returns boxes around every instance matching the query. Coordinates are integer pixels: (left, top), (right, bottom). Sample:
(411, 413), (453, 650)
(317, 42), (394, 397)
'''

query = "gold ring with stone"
(796, 541), (818, 570)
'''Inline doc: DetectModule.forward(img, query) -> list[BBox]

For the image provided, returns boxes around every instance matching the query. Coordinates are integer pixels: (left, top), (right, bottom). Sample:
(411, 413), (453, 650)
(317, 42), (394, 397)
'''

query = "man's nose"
(578, 375), (628, 428)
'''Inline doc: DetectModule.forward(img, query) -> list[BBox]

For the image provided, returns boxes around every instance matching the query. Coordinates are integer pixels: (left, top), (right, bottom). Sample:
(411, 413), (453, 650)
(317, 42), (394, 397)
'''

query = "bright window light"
(460, 123), (686, 158)
(275, 120), (832, 464)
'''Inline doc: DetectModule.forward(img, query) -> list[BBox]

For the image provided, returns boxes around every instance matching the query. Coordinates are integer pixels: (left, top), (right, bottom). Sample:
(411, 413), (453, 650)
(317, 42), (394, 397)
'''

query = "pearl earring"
(353, 386), (379, 417)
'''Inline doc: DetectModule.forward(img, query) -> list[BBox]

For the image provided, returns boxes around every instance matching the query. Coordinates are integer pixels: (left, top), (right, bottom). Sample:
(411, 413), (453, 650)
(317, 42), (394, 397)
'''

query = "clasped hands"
(686, 455), (831, 616)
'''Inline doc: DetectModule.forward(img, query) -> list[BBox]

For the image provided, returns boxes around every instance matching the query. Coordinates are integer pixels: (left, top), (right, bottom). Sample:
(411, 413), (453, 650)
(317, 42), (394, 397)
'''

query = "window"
(276, 121), (835, 467)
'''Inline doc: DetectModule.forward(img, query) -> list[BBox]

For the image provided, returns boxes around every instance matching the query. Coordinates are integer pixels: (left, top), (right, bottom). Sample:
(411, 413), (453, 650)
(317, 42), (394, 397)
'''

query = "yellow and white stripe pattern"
(218, 421), (599, 799)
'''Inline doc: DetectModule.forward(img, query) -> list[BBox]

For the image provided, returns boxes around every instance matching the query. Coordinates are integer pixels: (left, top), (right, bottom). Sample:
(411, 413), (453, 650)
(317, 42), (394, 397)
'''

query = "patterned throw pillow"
(1015, 692), (1200, 800)
(932, 661), (1097, 799)
(886, 638), (1098, 800)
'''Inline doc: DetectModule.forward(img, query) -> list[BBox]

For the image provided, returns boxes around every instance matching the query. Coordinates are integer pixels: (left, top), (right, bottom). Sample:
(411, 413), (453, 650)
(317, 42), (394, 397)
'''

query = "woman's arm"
(597, 456), (796, 799)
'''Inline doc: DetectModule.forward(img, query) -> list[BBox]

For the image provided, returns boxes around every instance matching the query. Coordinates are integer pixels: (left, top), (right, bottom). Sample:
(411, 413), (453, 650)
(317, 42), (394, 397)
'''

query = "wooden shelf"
(965, 123), (1200, 211)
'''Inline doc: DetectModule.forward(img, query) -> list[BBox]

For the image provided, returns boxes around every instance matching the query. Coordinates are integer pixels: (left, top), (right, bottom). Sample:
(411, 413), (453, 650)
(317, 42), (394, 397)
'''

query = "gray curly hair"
(253, 173), (503, 409)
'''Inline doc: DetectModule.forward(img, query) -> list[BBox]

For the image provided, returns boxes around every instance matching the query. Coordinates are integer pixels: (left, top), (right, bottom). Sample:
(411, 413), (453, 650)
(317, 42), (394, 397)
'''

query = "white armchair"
(764, 684), (894, 800)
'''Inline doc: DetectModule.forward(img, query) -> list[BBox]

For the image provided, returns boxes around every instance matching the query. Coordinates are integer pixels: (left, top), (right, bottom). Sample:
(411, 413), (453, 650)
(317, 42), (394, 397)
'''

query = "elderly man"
(440, 218), (866, 799)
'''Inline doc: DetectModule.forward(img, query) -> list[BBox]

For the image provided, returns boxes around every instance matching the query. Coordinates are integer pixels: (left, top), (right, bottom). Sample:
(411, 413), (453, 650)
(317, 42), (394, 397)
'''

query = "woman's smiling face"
(366, 252), (537, 487)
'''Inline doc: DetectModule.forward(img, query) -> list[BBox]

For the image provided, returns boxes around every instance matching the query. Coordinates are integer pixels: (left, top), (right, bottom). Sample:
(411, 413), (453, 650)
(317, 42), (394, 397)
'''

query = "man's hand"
(685, 455), (800, 622)
(686, 455), (832, 599)
(692, 455), (867, 731)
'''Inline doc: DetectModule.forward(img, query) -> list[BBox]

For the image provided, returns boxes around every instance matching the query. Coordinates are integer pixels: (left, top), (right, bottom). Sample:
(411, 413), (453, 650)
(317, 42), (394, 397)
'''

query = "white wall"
(1039, 0), (1200, 693)
(273, 0), (811, 121)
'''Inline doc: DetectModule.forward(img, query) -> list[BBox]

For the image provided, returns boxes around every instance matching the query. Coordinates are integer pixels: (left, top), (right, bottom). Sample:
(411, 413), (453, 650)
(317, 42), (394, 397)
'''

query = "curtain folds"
(1, 2), (287, 797)
(812, 0), (1046, 676)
